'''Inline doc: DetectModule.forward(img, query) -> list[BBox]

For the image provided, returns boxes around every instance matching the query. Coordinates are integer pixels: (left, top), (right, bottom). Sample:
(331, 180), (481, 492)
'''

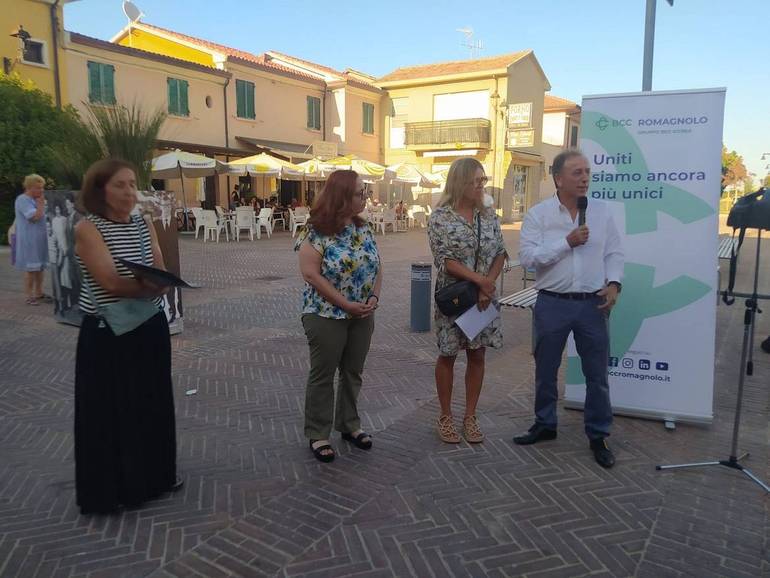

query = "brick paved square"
(0, 229), (768, 577)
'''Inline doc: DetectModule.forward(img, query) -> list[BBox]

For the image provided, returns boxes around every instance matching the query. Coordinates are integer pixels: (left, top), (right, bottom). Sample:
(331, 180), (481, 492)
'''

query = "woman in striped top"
(74, 158), (181, 515)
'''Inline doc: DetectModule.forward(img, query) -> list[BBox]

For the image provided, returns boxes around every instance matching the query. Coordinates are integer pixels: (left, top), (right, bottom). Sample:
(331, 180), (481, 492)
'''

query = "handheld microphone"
(577, 196), (588, 227)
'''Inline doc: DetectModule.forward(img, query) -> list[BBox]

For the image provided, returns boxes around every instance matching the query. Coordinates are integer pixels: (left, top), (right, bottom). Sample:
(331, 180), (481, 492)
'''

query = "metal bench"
(499, 261), (538, 352)
(717, 236), (738, 295)
(718, 236), (737, 260)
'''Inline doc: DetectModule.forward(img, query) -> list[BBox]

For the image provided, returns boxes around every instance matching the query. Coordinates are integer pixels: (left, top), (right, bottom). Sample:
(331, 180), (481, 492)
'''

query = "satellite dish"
(122, 0), (143, 23)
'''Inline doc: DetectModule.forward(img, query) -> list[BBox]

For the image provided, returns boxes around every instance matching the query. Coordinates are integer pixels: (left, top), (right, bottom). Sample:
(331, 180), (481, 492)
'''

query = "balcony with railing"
(403, 118), (491, 151)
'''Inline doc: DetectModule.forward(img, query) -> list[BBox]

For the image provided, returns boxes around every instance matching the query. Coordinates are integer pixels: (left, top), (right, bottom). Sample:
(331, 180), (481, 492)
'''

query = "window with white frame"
(21, 39), (46, 66)
(389, 97), (408, 149)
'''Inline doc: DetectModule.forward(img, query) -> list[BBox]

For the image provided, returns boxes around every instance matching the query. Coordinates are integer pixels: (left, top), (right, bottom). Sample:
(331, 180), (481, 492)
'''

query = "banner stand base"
(563, 400), (713, 427)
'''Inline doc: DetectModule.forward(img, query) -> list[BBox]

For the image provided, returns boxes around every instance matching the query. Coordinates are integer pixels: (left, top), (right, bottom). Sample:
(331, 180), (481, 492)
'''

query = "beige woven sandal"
(463, 415), (484, 443)
(437, 414), (461, 443)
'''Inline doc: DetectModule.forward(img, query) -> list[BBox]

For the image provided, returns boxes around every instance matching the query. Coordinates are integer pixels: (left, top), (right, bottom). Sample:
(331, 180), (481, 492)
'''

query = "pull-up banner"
(566, 88), (726, 424)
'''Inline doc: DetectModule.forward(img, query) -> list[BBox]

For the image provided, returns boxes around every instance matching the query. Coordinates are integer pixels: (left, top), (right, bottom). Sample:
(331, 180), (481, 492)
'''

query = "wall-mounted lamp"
(10, 25), (32, 49)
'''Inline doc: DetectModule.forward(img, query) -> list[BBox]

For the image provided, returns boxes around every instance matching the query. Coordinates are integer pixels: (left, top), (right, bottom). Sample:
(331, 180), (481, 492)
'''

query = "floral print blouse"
(297, 222), (380, 319)
(428, 206), (507, 294)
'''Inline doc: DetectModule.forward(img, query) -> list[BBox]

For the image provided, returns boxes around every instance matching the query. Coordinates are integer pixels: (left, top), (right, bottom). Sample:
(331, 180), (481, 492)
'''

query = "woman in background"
(14, 174), (49, 305)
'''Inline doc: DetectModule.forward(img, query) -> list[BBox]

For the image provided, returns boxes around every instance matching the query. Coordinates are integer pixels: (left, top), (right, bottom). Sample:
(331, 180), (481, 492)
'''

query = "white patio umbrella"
(226, 153), (304, 179)
(151, 149), (232, 228)
(386, 162), (441, 205)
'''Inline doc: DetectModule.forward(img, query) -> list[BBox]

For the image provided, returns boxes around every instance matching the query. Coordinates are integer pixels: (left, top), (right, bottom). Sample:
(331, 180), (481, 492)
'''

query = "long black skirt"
(75, 312), (177, 514)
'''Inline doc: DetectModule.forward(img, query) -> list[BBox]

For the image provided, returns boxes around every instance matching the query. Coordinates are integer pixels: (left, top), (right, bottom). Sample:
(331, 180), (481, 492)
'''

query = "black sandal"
(342, 431), (373, 450)
(309, 439), (335, 463)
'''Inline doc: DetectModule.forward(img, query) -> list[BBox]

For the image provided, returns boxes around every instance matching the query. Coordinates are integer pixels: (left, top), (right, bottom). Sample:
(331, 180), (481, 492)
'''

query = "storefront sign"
(507, 129), (535, 148)
(507, 102), (532, 128)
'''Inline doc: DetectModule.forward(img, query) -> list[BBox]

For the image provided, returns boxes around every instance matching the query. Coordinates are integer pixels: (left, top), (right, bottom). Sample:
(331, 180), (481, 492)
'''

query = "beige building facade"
(378, 52), (551, 222)
(540, 95), (582, 202)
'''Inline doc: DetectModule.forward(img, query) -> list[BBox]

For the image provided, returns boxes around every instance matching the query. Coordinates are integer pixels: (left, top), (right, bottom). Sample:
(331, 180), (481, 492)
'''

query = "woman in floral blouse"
(296, 170), (382, 462)
(427, 158), (507, 444)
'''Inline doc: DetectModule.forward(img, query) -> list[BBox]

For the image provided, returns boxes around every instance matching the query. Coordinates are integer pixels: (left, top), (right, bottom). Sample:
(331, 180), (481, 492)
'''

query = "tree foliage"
(0, 73), (85, 243)
(721, 146), (748, 192)
(82, 102), (167, 190)
(0, 73), (167, 243)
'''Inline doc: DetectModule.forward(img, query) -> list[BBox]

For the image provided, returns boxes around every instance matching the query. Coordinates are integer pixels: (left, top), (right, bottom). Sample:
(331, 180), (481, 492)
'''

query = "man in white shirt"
(513, 150), (624, 468)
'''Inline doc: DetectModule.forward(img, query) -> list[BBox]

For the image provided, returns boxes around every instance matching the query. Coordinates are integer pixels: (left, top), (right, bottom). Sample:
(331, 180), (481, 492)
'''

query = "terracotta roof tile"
(544, 94), (580, 111)
(134, 23), (323, 83)
(68, 32), (230, 76)
(264, 50), (344, 79)
(378, 51), (530, 82)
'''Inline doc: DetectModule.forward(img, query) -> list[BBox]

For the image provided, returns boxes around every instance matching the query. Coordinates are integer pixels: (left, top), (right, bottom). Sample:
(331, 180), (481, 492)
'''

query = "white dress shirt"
(519, 195), (624, 293)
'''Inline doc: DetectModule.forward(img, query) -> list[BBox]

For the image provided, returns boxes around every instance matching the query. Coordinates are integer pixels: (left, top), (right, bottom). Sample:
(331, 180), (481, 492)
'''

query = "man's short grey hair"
(552, 149), (587, 188)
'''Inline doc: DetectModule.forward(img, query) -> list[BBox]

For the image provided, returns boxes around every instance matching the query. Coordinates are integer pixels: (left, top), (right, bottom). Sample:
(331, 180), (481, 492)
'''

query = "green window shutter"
(363, 103), (374, 134)
(236, 80), (245, 118)
(246, 81), (255, 119)
(180, 80), (189, 116)
(307, 96), (321, 130)
(167, 78), (177, 115)
(236, 80), (255, 119)
(87, 61), (101, 103)
(103, 64), (116, 104)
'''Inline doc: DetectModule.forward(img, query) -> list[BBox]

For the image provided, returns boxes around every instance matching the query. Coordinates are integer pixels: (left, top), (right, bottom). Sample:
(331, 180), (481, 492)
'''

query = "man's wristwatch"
(608, 281), (622, 293)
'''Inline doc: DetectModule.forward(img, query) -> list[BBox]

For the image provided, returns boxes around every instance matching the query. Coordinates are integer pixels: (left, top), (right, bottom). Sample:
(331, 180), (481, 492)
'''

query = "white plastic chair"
(191, 207), (205, 239)
(376, 208), (398, 234)
(234, 207), (255, 241)
(272, 210), (286, 231)
(409, 205), (427, 228)
(256, 208), (272, 239)
(201, 209), (228, 242)
(291, 211), (309, 238)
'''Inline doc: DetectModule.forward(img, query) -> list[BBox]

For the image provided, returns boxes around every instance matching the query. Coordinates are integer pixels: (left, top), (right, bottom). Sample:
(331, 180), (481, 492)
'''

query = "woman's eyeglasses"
(469, 176), (489, 186)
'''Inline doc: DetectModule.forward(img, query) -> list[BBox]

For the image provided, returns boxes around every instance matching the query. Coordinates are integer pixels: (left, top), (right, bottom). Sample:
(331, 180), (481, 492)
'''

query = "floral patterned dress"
(428, 205), (507, 356)
(296, 222), (380, 319)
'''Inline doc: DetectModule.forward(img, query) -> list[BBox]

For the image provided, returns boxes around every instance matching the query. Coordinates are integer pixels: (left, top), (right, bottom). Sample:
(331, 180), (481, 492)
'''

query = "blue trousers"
(533, 293), (612, 440)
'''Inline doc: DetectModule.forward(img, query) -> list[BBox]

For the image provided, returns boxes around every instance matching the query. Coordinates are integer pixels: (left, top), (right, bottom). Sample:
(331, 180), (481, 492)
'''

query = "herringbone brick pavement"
(0, 228), (768, 578)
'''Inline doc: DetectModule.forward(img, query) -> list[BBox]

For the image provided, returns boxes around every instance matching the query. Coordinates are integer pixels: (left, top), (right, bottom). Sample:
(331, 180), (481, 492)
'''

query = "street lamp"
(642, 0), (674, 91)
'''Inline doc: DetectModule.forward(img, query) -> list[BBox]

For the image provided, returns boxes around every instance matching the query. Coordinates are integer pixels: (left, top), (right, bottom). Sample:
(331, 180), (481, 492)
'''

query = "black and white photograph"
(44, 190), (83, 326)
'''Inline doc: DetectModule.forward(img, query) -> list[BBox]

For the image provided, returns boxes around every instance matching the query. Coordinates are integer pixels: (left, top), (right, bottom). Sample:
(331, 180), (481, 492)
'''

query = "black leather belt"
(539, 289), (599, 300)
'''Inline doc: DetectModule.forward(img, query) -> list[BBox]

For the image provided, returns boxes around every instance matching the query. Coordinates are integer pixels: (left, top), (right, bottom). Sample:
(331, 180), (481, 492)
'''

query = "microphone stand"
(656, 230), (769, 492)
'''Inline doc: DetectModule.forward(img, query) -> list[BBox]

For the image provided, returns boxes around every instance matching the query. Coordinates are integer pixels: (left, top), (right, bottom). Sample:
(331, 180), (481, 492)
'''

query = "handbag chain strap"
(471, 210), (481, 273)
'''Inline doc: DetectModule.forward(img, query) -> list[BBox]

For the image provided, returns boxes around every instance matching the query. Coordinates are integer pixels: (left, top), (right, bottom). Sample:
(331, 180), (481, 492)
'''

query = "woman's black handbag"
(434, 213), (481, 317)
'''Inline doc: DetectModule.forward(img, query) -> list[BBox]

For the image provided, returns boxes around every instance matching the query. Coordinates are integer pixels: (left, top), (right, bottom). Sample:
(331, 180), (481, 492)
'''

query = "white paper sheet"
(454, 302), (500, 341)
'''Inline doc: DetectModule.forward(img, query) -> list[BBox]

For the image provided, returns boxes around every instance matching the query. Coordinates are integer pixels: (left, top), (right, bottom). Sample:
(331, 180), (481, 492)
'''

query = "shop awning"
(235, 137), (313, 161)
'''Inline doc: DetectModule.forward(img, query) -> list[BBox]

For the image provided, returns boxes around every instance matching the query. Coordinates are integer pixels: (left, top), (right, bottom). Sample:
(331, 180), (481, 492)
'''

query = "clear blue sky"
(65, 0), (769, 180)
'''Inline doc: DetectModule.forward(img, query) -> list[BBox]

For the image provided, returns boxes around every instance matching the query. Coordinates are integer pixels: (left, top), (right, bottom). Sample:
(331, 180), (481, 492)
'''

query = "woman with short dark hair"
(74, 158), (181, 514)
(296, 170), (382, 462)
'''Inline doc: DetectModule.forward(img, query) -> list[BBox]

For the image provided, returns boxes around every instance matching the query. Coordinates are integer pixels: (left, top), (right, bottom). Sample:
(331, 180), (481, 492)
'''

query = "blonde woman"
(14, 174), (50, 305)
(427, 158), (507, 443)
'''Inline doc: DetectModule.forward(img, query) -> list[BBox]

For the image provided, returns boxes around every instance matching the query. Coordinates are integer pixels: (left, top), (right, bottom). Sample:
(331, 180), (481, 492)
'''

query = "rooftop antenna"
(122, 0), (143, 48)
(456, 27), (484, 59)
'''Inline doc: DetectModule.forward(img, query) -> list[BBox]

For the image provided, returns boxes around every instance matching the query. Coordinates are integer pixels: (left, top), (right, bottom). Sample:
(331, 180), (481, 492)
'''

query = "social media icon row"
(609, 357), (669, 371)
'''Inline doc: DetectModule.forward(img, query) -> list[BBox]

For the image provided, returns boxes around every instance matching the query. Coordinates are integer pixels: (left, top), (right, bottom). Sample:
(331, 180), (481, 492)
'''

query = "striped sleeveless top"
(76, 213), (164, 315)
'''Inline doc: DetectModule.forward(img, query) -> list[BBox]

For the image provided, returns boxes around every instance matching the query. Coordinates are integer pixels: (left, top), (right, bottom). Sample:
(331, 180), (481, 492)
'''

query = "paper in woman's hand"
(117, 258), (201, 289)
(454, 301), (500, 341)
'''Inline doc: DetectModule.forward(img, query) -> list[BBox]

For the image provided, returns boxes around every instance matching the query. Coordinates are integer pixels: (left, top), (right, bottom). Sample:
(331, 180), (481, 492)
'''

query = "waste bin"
(410, 262), (432, 332)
